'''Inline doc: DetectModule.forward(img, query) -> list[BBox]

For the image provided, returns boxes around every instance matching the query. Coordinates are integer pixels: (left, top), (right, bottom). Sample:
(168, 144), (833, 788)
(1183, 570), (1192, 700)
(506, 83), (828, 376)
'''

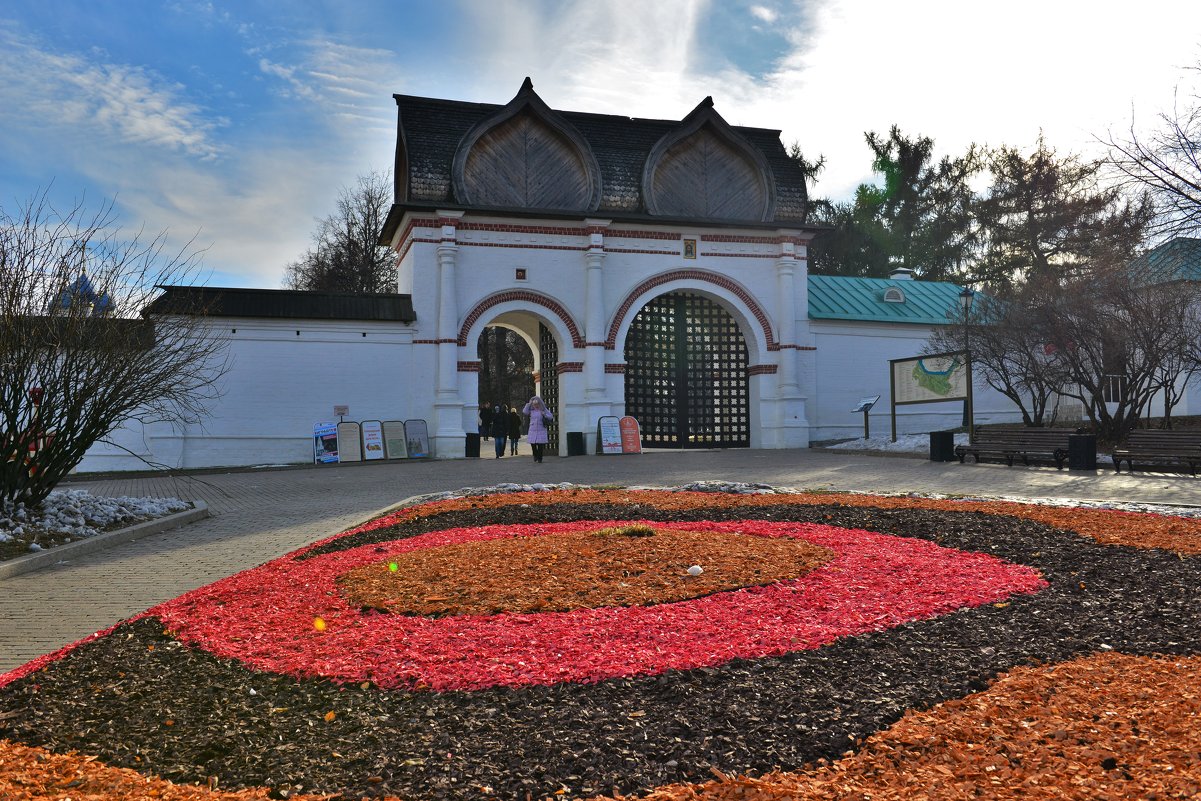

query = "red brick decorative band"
(457, 361), (482, 372)
(414, 338), (457, 345)
(556, 362), (584, 374)
(459, 291), (584, 349)
(606, 270), (776, 351)
(604, 364), (627, 373)
(748, 364), (779, 375)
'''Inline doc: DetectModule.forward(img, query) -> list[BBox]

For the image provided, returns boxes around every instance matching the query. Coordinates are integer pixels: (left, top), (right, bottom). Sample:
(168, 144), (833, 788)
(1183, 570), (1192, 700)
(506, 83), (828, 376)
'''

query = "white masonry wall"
(77, 317), (424, 472)
(809, 319), (1025, 442)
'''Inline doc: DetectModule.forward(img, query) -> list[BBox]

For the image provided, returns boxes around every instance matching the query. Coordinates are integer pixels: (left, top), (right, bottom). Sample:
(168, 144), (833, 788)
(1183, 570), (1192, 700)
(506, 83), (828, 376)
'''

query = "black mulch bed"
(3, 501), (1201, 800)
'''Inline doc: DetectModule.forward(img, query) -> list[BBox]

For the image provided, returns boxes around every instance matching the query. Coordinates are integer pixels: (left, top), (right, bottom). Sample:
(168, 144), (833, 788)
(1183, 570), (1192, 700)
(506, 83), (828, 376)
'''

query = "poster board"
(313, 422), (338, 463)
(361, 420), (386, 460)
(596, 416), (623, 454)
(382, 420), (408, 459)
(890, 352), (968, 404)
(619, 416), (642, 454)
(404, 419), (430, 458)
(337, 422), (363, 462)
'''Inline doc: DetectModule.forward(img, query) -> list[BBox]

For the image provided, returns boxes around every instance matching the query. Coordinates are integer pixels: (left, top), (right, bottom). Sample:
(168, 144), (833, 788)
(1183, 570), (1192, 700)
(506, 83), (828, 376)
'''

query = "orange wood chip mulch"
(0, 739), (393, 801)
(372, 489), (1201, 554)
(337, 525), (834, 616)
(604, 651), (1201, 801)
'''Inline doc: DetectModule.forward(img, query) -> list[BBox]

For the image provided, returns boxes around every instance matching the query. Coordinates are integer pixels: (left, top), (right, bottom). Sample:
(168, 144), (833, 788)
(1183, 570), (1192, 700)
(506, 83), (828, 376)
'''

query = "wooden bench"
(1112, 430), (1201, 476)
(955, 428), (1076, 469)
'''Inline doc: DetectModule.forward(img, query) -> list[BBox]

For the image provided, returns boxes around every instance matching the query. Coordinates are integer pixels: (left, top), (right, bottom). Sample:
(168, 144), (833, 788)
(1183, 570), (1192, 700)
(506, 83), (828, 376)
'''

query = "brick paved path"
(3, 448), (1199, 671)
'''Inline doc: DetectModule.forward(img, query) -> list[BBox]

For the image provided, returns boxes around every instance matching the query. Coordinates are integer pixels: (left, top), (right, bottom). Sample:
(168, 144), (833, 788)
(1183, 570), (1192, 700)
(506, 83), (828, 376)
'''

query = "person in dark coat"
(489, 404), (508, 458)
(478, 401), (493, 441)
(507, 406), (522, 455)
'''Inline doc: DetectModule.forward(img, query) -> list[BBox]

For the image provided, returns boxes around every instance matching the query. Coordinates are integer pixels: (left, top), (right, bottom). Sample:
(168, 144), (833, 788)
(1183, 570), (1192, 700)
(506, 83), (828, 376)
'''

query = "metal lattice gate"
(624, 291), (749, 448)
(537, 323), (560, 456)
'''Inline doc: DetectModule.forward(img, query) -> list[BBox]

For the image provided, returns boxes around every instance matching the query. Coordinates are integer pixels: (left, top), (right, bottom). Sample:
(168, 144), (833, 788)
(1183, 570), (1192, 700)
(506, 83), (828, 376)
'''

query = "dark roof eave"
(382, 200), (822, 235)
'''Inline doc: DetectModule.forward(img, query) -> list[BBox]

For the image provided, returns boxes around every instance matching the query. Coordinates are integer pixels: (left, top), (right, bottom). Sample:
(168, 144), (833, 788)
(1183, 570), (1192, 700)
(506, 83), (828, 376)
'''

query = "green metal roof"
(807, 274), (967, 325)
(1128, 237), (1201, 284)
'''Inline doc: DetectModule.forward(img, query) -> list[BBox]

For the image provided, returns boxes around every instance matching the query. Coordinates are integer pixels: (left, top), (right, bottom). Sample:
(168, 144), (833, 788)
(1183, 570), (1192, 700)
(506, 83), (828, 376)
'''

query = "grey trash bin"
(929, 431), (956, 462)
(566, 432), (586, 457)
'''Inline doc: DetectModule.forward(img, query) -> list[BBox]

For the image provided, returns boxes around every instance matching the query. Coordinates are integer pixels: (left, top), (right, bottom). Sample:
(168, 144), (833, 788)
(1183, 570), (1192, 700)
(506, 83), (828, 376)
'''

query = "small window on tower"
(515, 268), (527, 281)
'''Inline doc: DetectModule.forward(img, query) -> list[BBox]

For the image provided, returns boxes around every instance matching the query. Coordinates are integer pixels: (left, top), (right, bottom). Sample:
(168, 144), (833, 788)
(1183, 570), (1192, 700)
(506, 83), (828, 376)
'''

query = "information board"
(596, 416), (623, 454)
(313, 422), (338, 463)
(404, 419), (430, 458)
(382, 420), (408, 459)
(891, 353), (968, 405)
(337, 422), (363, 462)
(361, 420), (385, 460)
(619, 416), (642, 454)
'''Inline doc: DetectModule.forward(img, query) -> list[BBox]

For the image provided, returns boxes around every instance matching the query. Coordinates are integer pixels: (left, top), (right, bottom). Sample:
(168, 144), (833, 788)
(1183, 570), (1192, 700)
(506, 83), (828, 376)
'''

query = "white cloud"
(0, 23), (223, 161)
(750, 5), (779, 24)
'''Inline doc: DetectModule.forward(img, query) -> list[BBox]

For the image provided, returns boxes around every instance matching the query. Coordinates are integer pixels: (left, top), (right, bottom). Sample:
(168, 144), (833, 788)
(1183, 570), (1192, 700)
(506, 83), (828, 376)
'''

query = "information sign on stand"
(404, 419), (430, 458)
(596, 416), (623, 454)
(851, 396), (881, 440)
(618, 416), (642, 454)
(313, 422), (338, 463)
(382, 421), (408, 459)
(361, 420), (386, 460)
(337, 422), (363, 462)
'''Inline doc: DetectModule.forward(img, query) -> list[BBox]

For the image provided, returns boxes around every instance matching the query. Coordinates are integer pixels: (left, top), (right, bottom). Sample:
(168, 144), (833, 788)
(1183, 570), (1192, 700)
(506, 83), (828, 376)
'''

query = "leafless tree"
(927, 282), (1071, 427)
(1038, 268), (1200, 443)
(1105, 73), (1201, 237)
(283, 170), (397, 293)
(1, 190), (229, 507)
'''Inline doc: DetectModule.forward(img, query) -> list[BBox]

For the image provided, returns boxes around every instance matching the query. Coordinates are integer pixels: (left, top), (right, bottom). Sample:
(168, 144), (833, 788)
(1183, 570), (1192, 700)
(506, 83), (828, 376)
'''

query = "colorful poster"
(361, 420), (385, 460)
(619, 416), (642, 454)
(404, 419), (430, 458)
(313, 422), (338, 463)
(383, 420), (408, 459)
(337, 422), (363, 462)
(891, 353), (968, 405)
(597, 416), (623, 454)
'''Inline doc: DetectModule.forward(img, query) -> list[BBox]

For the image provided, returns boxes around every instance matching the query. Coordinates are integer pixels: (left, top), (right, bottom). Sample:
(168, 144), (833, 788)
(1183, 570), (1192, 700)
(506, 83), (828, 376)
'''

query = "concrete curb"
(0, 501), (210, 580)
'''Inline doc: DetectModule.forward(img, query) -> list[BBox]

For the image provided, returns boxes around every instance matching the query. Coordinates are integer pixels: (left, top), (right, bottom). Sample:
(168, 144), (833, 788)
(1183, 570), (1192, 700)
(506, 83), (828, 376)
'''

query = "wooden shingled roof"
(383, 78), (810, 241)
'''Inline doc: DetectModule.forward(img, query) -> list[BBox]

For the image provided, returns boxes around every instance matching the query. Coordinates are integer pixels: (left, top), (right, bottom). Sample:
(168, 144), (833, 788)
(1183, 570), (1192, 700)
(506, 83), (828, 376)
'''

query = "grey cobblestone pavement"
(4, 447), (1201, 672)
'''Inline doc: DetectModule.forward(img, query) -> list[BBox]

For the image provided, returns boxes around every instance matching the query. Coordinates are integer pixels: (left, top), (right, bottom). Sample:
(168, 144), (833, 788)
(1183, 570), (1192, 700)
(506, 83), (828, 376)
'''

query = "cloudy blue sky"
(2, 1), (1200, 288)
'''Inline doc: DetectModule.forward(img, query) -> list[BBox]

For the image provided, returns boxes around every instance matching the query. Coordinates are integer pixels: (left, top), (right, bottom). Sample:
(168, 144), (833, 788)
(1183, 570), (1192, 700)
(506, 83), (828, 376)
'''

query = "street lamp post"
(959, 287), (975, 443)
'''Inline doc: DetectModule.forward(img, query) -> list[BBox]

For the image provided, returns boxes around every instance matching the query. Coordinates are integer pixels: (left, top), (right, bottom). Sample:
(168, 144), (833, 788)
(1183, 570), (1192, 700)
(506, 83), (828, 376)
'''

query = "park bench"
(955, 428), (1075, 469)
(1112, 430), (1201, 476)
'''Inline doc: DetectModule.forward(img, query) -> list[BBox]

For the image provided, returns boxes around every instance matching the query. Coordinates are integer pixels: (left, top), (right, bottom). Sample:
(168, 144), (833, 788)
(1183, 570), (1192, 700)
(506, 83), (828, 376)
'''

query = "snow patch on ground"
(0, 490), (190, 546)
(827, 433), (970, 453)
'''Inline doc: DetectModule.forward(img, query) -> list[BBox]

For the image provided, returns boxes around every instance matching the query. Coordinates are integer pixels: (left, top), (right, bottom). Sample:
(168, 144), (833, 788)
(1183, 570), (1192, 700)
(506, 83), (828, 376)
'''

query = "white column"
(581, 219), (613, 451)
(771, 235), (809, 448)
(432, 212), (465, 455)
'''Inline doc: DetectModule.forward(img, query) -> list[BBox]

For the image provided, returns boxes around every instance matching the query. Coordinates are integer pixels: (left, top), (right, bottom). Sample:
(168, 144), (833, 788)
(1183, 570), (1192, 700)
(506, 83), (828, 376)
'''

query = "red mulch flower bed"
(1, 486), (1199, 801)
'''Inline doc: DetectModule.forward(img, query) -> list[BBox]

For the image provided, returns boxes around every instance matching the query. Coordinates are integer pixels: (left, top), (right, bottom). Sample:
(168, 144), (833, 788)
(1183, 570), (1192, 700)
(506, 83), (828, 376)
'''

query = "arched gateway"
(379, 77), (817, 456)
(625, 292), (750, 448)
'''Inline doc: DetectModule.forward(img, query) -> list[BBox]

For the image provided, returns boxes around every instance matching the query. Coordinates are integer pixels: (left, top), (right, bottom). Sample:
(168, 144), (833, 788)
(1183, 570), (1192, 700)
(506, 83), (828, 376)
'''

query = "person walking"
(478, 401), (493, 441)
(489, 403), (508, 458)
(507, 405), (522, 456)
(522, 395), (553, 463)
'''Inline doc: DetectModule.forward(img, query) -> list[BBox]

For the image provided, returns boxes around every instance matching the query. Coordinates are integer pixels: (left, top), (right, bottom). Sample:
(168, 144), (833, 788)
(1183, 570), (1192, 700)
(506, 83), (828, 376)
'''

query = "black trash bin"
(929, 430), (956, 462)
(1067, 434), (1097, 471)
(566, 431), (586, 457)
(464, 432), (481, 458)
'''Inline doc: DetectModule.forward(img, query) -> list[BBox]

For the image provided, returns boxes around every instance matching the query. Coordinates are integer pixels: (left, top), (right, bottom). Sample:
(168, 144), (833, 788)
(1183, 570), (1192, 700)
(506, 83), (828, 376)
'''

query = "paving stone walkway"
(4, 448), (1200, 672)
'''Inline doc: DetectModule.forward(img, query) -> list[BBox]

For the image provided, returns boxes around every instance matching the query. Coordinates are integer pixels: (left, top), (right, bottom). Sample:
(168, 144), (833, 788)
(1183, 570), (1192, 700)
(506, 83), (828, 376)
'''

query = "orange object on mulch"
(373, 489), (1201, 554)
(602, 652), (1201, 801)
(338, 525), (834, 616)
